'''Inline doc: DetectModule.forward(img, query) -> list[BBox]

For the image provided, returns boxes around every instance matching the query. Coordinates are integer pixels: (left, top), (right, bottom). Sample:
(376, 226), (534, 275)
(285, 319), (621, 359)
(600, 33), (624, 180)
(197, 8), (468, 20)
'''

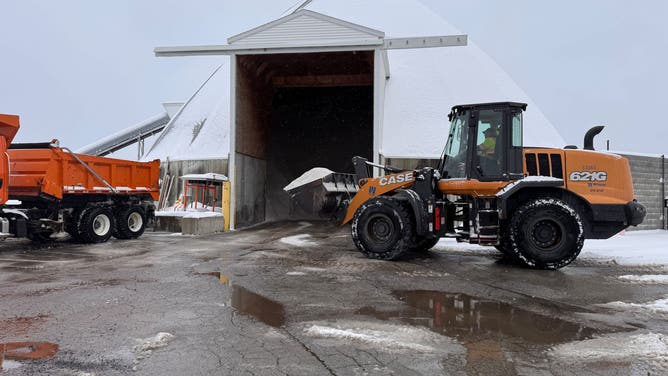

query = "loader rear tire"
(113, 207), (146, 239)
(351, 197), (413, 260)
(509, 198), (584, 269)
(75, 207), (115, 244)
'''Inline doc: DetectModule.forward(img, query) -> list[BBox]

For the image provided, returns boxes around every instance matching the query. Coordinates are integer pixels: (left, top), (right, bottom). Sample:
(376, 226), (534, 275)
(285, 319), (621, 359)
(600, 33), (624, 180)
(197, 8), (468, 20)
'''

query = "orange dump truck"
(0, 114), (160, 243)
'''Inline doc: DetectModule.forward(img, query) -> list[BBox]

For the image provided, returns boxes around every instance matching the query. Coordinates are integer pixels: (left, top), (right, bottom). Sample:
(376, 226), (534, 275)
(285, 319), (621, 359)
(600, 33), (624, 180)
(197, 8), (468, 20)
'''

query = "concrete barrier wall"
(181, 216), (225, 236)
(154, 215), (226, 236)
(385, 155), (667, 231)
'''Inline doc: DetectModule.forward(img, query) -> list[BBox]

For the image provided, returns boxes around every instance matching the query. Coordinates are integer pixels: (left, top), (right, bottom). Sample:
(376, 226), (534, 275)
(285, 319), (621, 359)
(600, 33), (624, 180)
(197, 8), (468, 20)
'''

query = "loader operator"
(478, 126), (498, 156)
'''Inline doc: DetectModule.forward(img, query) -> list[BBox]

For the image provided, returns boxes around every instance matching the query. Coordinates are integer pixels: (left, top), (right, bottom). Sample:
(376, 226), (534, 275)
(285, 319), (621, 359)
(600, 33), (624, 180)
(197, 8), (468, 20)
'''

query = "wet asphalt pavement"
(1, 222), (668, 375)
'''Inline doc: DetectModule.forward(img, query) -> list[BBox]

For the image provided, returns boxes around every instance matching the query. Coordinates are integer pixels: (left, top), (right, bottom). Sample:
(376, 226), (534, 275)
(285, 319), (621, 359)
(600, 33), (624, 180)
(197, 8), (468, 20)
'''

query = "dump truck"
(286, 102), (646, 269)
(0, 114), (160, 243)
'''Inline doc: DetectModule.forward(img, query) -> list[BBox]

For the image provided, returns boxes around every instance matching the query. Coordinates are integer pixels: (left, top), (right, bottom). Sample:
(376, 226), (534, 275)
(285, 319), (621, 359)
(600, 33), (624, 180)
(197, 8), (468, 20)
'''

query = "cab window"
(475, 110), (503, 177)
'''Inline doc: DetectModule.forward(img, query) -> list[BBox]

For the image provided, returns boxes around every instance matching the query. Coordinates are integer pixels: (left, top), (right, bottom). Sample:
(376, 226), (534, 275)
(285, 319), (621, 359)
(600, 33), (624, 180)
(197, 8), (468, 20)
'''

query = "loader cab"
(440, 102), (525, 182)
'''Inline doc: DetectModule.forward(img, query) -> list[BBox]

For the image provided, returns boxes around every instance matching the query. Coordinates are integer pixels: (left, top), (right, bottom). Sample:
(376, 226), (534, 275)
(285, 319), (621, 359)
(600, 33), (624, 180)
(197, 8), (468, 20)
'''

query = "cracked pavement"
(1, 222), (668, 375)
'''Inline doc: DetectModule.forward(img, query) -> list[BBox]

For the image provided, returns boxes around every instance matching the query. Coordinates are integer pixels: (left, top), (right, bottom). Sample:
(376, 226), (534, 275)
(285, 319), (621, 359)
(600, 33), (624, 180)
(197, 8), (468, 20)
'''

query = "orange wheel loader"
(286, 102), (646, 269)
(0, 114), (160, 243)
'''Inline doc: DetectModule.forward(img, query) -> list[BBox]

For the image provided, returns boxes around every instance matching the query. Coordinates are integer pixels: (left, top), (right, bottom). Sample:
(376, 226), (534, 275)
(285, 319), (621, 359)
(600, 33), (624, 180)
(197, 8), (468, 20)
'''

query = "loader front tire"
(509, 198), (584, 269)
(113, 207), (146, 239)
(351, 197), (413, 260)
(76, 207), (115, 244)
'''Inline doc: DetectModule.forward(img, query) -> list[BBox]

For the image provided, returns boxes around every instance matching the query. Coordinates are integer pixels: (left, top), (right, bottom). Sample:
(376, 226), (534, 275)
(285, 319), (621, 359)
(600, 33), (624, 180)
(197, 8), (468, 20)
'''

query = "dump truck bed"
(8, 144), (160, 201)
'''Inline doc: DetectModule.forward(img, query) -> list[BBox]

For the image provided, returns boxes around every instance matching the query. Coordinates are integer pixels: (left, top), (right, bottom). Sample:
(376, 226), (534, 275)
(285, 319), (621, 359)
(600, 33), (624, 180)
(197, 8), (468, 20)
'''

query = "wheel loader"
(285, 102), (646, 269)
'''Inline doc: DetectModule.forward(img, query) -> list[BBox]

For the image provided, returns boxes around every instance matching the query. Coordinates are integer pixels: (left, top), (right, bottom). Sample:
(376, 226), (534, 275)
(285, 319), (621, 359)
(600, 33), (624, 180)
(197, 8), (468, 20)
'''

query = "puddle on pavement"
(0, 342), (59, 370)
(196, 271), (284, 327)
(358, 290), (598, 345)
(231, 285), (285, 328)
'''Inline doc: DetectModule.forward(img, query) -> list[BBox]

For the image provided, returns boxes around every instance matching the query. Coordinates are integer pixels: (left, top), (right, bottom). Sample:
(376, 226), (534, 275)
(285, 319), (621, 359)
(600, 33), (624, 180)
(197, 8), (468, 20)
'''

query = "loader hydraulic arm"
(352, 156), (404, 180)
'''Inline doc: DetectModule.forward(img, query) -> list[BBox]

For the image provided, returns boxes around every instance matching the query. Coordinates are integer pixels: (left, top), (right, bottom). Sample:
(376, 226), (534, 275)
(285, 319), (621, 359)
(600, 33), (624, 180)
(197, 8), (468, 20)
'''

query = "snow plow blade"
(284, 169), (359, 221)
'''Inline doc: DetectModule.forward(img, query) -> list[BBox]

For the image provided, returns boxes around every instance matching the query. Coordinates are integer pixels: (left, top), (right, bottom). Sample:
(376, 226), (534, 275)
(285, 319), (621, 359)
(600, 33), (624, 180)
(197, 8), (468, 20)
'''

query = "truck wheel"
(509, 198), (584, 269)
(113, 207), (146, 239)
(76, 207), (115, 244)
(351, 197), (413, 260)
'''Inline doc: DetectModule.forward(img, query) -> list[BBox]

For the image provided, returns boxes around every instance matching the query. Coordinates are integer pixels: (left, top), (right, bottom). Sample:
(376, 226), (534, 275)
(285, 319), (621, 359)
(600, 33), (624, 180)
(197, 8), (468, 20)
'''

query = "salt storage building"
(144, 0), (565, 229)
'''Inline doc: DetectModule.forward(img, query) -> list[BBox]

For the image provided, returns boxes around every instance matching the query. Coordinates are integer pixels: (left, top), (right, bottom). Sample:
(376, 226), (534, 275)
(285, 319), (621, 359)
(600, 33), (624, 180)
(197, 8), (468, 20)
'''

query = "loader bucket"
(284, 168), (359, 220)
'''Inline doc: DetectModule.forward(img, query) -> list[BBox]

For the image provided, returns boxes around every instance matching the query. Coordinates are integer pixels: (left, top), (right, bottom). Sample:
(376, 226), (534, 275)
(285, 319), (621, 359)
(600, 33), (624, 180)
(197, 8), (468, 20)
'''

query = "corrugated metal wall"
(619, 154), (665, 231)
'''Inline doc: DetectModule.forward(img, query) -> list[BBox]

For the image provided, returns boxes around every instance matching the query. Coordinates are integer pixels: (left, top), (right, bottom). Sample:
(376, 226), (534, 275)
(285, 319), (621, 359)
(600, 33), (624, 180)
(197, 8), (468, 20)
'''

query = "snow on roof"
(146, 0), (565, 161)
(143, 63), (231, 162)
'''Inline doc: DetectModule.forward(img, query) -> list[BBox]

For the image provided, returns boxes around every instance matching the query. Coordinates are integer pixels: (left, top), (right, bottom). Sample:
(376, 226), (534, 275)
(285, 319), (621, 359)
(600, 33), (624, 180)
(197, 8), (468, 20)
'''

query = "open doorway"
(234, 51), (374, 227)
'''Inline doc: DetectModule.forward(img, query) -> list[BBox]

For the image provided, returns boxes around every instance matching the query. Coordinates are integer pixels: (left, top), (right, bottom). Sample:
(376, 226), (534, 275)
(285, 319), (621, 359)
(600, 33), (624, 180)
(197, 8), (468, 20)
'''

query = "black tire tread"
(351, 197), (414, 260)
(508, 198), (584, 269)
(113, 206), (146, 240)
(75, 206), (115, 244)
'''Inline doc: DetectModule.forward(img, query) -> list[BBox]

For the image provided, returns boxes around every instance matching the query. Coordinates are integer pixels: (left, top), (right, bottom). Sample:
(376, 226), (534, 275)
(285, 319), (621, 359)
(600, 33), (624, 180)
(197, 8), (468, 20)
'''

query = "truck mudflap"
(625, 200), (646, 226)
(284, 170), (359, 220)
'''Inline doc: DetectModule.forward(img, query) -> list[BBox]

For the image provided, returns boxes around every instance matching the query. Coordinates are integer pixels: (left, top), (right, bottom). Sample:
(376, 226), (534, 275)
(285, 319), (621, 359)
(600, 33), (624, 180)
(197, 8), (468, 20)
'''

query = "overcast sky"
(1, 0), (666, 155)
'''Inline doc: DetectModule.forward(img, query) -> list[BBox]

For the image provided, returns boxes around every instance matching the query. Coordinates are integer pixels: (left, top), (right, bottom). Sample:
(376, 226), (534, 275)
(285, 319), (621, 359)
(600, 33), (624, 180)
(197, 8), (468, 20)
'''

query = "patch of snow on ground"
(2, 360), (22, 370)
(134, 332), (175, 361)
(619, 274), (668, 283)
(579, 230), (668, 265)
(280, 234), (316, 247)
(286, 271), (307, 276)
(434, 238), (497, 255)
(304, 320), (464, 354)
(603, 296), (668, 315)
(283, 168), (333, 191)
(550, 332), (668, 361)
(435, 230), (668, 266)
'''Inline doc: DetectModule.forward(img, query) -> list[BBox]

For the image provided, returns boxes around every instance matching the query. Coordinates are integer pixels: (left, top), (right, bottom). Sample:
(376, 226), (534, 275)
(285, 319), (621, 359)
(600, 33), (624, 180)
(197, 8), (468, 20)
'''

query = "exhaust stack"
(584, 126), (605, 151)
